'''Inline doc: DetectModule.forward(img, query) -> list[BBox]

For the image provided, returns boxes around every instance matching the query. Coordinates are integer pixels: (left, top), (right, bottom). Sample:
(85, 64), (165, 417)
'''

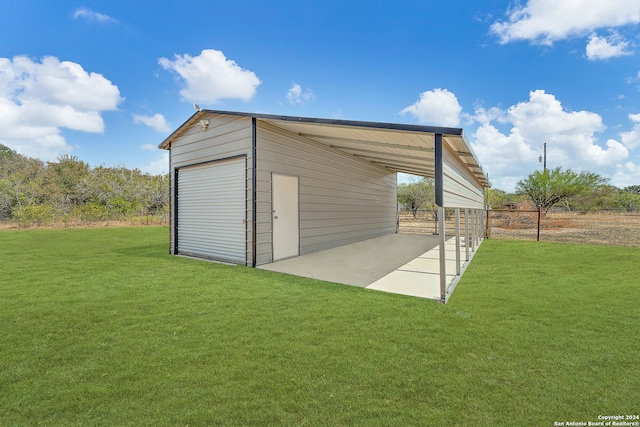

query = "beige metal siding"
(176, 158), (246, 263)
(442, 144), (484, 209)
(255, 121), (397, 265)
(168, 114), (253, 263)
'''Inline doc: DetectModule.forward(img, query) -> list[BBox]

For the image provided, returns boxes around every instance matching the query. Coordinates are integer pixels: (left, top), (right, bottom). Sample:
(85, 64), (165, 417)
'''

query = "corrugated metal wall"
(442, 144), (484, 209)
(168, 114), (400, 266)
(255, 120), (397, 265)
(169, 114), (253, 263)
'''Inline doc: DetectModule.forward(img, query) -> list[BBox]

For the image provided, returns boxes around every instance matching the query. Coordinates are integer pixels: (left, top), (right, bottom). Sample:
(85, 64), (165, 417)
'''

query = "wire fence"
(5, 207), (639, 247)
(0, 211), (169, 230)
(398, 209), (482, 238)
(399, 209), (640, 247)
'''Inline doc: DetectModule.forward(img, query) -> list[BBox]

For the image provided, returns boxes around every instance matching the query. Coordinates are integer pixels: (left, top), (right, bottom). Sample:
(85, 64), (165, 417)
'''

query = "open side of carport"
(160, 110), (488, 303)
(254, 114), (488, 303)
(260, 211), (485, 302)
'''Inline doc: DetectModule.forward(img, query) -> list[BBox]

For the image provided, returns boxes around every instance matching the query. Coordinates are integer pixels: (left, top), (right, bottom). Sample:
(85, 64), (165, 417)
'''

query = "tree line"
(0, 144), (169, 227)
(399, 167), (640, 214)
(3, 140), (639, 228)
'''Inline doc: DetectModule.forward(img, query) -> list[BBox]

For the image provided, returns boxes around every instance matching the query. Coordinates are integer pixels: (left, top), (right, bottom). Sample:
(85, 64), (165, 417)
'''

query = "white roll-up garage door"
(177, 157), (246, 264)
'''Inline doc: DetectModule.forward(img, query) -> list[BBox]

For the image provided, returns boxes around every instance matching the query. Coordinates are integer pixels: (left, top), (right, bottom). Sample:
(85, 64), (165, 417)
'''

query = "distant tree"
(45, 155), (91, 220)
(609, 188), (640, 212)
(624, 185), (640, 195)
(77, 166), (145, 221)
(397, 178), (435, 218)
(0, 144), (17, 162)
(0, 151), (169, 226)
(484, 188), (527, 210)
(516, 167), (608, 213)
(564, 184), (616, 212)
(0, 153), (47, 221)
(76, 165), (169, 222)
(142, 173), (170, 214)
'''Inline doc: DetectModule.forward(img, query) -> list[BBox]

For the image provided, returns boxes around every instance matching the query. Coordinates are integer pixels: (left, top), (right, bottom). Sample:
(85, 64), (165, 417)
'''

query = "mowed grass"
(0, 227), (638, 426)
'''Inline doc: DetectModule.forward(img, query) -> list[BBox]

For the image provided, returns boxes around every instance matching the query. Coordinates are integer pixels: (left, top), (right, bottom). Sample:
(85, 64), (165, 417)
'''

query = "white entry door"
(272, 174), (299, 261)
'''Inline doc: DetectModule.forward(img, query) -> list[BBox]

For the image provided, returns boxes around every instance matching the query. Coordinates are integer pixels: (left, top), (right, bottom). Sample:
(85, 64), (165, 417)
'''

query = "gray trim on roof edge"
(250, 111), (463, 136)
(158, 109), (464, 150)
(158, 110), (205, 149)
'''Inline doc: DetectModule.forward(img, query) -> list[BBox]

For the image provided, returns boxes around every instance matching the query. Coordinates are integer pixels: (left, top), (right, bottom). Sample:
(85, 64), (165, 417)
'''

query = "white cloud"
(471, 90), (631, 191)
(133, 113), (170, 133)
(588, 139), (630, 166)
(491, 0), (640, 45)
(400, 88), (462, 127)
(287, 83), (315, 105)
(620, 113), (640, 149)
(466, 105), (507, 125)
(612, 161), (640, 188)
(140, 152), (169, 175)
(473, 122), (538, 177)
(159, 49), (261, 104)
(73, 8), (117, 23)
(0, 55), (122, 161)
(586, 32), (633, 60)
(140, 144), (157, 151)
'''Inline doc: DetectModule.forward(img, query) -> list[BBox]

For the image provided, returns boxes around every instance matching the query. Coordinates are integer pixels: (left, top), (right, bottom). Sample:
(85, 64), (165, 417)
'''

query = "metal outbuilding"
(159, 110), (488, 303)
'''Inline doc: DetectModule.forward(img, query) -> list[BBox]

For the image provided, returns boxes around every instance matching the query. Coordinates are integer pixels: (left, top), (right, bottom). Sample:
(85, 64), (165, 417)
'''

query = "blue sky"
(1, 0), (639, 191)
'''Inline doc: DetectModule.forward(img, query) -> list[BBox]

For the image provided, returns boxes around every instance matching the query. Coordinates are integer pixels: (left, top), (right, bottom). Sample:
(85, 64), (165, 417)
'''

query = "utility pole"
(539, 142), (547, 171)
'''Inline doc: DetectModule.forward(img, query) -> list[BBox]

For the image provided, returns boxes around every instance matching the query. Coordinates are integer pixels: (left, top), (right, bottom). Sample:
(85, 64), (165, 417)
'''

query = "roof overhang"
(159, 110), (489, 188)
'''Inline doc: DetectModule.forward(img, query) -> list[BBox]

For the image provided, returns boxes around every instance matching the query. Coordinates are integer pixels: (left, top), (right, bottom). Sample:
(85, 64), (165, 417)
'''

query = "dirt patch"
(491, 212), (640, 246)
(399, 210), (640, 247)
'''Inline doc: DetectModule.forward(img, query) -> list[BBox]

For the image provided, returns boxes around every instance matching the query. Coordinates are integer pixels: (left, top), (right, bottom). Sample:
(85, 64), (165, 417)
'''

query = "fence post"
(537, 206), (541, 241)
(485, 207), (490, 238)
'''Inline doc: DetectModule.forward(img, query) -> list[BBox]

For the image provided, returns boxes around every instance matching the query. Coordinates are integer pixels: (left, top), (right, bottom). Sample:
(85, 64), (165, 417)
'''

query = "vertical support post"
(471, 209), (476, 252)
(476, 209), (480, 246)
(251, 117), (258, 267)
(476, 209), (481, 244)
(455, 208), (461, 275)
(173, 167), (179, 255)
(434, 133), (446, 303)
(434, 134), (444, 208)
(438, 206), (447, 302)
(464, 208), (470, 261)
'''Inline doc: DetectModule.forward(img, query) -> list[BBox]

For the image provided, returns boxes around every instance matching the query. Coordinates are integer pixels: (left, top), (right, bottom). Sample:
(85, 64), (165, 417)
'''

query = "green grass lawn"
(1, 227), (638, 426)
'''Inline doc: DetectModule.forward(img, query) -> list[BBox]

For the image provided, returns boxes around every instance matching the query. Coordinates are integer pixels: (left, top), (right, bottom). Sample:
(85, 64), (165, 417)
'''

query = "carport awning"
(258, 115), (488, 188)
(159, 109), (489, 194)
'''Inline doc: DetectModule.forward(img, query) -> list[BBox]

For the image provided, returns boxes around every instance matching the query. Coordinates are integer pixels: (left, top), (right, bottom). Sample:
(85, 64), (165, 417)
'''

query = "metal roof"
(159, 109), (489, 188)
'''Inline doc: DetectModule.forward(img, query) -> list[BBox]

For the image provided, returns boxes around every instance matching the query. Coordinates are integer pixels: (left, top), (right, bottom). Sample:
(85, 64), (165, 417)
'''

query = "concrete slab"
(366, 243), (460, 300)
(258, 233), (477, 301)
(401, 256), (457, 274)
(366, 270), (443, 299)
(258, 234), (440, 287)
